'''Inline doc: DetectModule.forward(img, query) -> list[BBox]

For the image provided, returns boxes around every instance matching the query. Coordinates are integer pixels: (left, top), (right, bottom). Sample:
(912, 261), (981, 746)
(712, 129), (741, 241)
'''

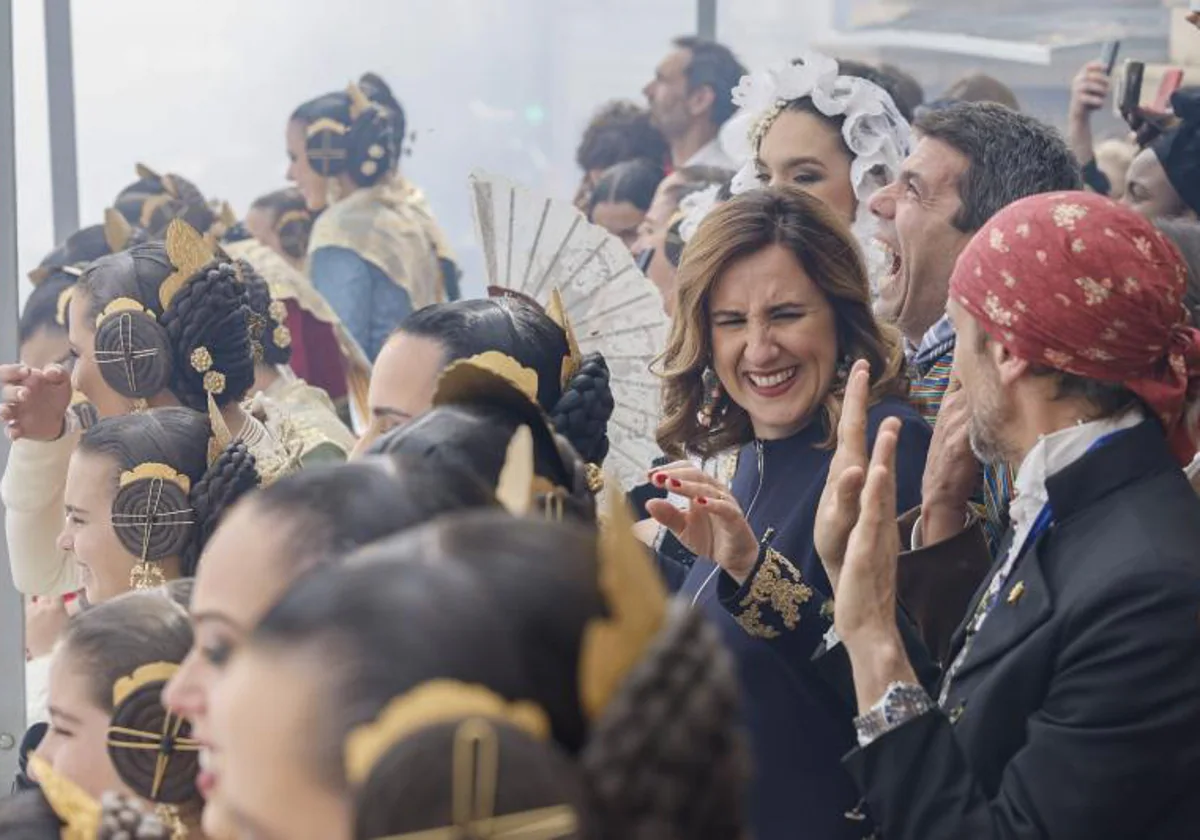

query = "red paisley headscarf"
(949, 191), (1200, 464)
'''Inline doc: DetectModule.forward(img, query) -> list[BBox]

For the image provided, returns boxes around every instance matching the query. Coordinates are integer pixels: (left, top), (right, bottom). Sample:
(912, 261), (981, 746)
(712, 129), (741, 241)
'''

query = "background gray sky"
(12, 0), (832, 300)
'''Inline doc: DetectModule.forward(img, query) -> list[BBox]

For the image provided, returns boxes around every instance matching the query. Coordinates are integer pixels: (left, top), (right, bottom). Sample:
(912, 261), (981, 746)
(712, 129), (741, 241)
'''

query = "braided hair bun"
(580, 605), (747, 840)
(344, 104), (395, 188)
(239, 259), (294, 367)
(158, 259), (255, 411)
(182, 440), (259, 576)
(550, 353), (614, 467)
(107, 675), (200, 805)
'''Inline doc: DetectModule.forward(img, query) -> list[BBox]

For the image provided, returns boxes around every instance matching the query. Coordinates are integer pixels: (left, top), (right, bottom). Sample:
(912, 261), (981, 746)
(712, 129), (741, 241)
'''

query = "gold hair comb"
(578, 478), (667, 719)
(160, 218), (216, 311)
(94, 296), (156, 330)
(347, 81), (374, 120)
(345, 681), (550, 788)
(55, 285), (75, 328)
(545, 288), (582, 390)
(104, 207), (135, 253)
(118, 463), (192, 495)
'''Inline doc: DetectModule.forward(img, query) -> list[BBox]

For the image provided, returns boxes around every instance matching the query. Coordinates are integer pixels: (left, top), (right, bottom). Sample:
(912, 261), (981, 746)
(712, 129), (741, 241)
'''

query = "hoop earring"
(696, 366), (724, 429)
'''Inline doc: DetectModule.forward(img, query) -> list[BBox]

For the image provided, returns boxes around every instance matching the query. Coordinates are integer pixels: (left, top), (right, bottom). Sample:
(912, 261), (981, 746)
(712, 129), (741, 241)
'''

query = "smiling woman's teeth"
(748, 368), (797, 388)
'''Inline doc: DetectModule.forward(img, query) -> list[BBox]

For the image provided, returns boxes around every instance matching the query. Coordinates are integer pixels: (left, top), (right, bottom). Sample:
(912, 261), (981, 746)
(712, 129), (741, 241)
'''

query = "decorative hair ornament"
(719, 50), (910, 202)
(545, 288), (583, 390)
(206, 387), (235, 467)
(104, 207), (135, 253)
(119, 463), (192, 496)
(344, 681), (551, 787)
(495, 425), (536, 516)
(347, 81), (375, 120)
(578, 479), (667, 720)
(55, 285), (75, 328)
(274, 208), (310, 236)
(450, 352), (541, 406)
(363, 718), (578, 840)
(160, 218), (218, 312)
(95, 296), (156, 330)
(28, 754), (101, 840)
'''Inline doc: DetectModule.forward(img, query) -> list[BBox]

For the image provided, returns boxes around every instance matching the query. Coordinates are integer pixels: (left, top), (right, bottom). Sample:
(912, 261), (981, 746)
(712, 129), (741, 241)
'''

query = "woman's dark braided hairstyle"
(239, 258), (294, 367)
(78, 407), (259, 581)
(291, 82), (395, 189)
(358, 71), (408, 166)
(57, 590), (199, 814)
(579, 605), (748, 840)
(550, 352), (614, 467)
(80, 241), (256, 412)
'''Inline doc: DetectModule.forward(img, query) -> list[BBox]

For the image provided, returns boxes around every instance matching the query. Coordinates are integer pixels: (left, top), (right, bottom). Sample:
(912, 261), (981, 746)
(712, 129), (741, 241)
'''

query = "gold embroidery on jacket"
(733, 547), (814, 638)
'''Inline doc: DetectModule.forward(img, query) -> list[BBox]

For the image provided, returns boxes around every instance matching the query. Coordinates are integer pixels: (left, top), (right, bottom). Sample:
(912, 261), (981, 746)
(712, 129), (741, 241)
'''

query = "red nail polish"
(653, 473), (666, 485)
(698, 497), (709, 505)
(669, 479), (682, 489)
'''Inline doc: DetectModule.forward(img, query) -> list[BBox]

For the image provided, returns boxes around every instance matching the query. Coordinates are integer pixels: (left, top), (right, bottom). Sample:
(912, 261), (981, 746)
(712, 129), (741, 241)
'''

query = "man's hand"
(834, 417), (920, 710)
(814, 360), (871, 589)
(920, 383), (980, 545)
(0, 363), (72, 442)
(646, 462), (759, 583)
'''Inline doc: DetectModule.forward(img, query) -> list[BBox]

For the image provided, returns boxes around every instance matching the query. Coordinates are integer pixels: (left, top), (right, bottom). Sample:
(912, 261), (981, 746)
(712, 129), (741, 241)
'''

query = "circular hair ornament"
(111, 462), (196, 575)
(344, 680), (551, 787)
(361, 159), (379, 178)
(305, 117), (351, 178)
(94, 298), (173, 400)
(107, 662), (200, 805)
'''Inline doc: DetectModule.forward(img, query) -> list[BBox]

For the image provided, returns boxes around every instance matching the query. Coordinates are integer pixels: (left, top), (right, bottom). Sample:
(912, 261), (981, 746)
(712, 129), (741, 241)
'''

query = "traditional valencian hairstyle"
(394, 297), (615, 469)
(657, 185), (907, 459)
(53, 590), (201, 836)
(249, 187), (313, 261)
(78, 219), (256, 415)
(78, 407), (258, 584)
(113, 163), (230, 241)
(237, 257), (294, 368)
(290, 80), (396, 195)
(250, 504), (745, 840)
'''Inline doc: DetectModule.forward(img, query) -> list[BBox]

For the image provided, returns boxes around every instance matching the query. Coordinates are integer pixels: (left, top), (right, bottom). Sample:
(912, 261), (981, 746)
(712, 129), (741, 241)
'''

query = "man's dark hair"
(914, 102), (1083, 232)
(575, 101), (668, 172)
(672, 36), (747, 127)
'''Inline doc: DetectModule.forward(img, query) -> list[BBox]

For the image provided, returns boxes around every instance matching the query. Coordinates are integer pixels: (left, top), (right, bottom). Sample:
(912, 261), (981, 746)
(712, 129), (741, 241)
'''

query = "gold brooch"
(268, 300), (288, 324)
(273, 325), (292, 349)
(1007, 581), (1025, 605)
(368, 143), (386, 160)
(203, 371), (226, 396)
(361, 160), (378, 178)
(190, 346), (213, 373)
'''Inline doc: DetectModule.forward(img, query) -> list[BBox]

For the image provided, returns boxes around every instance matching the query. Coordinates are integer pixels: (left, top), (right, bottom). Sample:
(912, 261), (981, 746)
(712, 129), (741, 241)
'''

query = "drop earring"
(696, 366), (725, 428)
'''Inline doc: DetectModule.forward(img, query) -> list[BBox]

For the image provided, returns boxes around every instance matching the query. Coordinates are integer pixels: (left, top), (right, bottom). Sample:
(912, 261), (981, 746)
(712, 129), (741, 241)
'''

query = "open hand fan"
(469, 169), (668, 491)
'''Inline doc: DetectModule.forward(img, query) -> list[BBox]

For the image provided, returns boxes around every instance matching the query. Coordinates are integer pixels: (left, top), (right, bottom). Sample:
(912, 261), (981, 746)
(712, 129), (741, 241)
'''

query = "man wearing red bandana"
(819, 192), (1200, 838)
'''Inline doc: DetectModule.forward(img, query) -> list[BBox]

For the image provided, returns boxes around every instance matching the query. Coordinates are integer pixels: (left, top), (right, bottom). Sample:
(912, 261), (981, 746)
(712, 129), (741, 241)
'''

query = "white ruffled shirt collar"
(1008, 408), (1145, 538)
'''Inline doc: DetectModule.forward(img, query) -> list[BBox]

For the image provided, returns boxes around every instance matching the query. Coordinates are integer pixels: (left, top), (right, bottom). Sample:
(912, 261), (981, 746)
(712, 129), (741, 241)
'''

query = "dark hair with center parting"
(913, 102), (1083, 232)
(393, 298), (613, 465)
(671, 36), (747, 127)
(78, 407), (258, 577)
(587, 158), (666, 217)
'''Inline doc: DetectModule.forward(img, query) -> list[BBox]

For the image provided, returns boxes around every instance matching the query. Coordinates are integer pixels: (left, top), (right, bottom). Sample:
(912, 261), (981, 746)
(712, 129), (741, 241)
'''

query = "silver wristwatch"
(854, 682), (934, 747)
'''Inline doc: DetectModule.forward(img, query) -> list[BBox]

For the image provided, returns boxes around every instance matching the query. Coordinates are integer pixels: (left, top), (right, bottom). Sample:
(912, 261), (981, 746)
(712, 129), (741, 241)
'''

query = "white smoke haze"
(11, 0), (830, 300)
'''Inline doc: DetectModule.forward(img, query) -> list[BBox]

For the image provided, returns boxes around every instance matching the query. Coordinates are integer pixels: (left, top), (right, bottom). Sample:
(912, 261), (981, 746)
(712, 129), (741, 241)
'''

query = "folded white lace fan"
(468, 169), (668, 492)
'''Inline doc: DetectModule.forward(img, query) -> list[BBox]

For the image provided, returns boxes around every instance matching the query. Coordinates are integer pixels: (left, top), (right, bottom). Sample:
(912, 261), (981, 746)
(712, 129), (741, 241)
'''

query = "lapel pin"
(1007, 581), (1026, 605)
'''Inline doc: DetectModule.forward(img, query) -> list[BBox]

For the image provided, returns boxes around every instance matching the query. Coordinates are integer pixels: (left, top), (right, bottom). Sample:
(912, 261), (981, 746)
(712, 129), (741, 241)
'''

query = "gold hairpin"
(545, 288), (582, 390)
(578, 478), (667, 720)
(95, 296), (156, 330)
(28, 754), (101, 840)
(345, 681), (550, 788)
(160, 218), (216, 312)
(104, 207), (135, 253)
(112, 662), (180, 707)
(139, 193), (174, 231)
(55, 285), (75, 328)
(369, 718), (577, 840)
(206, 389), (234, 467)
(118, 463), (192, 495)
(495, 425), (535, 516)
(347, 81), (374, 119)
(306, 116), (349, 138)
(274, 209), (309, 235)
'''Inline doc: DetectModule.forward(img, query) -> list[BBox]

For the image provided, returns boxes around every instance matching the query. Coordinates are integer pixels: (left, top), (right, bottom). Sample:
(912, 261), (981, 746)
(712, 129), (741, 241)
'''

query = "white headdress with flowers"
(682, 51), (911, 294)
